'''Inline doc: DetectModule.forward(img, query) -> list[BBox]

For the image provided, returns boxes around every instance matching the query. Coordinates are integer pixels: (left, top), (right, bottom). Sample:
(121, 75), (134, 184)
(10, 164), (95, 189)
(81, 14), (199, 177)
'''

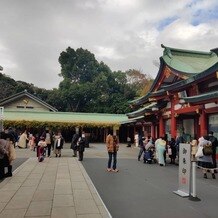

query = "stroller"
(143, 146), (155, 164)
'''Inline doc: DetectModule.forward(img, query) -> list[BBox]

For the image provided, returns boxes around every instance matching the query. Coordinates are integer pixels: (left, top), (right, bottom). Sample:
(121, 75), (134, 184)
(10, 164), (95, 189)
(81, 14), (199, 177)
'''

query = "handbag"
(203, 143), (213, 156)
(195, 146), (203, 158)
(168, 148), (172, 156)
(3, 154), (9, 167)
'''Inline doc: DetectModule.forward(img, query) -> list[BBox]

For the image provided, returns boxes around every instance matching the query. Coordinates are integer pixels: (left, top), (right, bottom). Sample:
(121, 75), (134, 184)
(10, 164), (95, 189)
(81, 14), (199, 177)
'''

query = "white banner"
(174, 143), (191, 197)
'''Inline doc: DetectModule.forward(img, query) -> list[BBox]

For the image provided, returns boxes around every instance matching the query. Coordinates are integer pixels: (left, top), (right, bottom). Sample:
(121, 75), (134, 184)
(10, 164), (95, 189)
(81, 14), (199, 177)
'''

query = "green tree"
(59, 47), (99, 83)
(0, 73), (17, 99)
(58, 47), (141, 113)
(126, 69), (153, 96)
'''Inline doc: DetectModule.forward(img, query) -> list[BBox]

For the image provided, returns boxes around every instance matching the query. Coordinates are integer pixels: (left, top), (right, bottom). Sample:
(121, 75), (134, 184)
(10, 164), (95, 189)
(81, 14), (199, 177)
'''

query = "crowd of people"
(0, 127), (88, 180)
(136, 131), (218, 179)
(1, 126), (217, 180)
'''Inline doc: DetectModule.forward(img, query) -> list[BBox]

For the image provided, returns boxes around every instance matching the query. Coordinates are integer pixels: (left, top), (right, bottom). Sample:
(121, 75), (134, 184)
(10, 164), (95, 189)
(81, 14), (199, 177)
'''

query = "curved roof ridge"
(161, 44), (214, 56)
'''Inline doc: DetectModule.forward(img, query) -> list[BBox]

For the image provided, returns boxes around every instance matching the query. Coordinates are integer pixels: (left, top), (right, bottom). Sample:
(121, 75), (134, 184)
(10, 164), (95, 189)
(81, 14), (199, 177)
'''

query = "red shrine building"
(126, 45), (218, 142)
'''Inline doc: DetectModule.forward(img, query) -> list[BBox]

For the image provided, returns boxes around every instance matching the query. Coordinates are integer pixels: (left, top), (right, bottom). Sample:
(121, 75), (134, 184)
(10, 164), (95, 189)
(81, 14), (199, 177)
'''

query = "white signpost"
(173, 143), (191, 197)
(0, 107), (4, 132)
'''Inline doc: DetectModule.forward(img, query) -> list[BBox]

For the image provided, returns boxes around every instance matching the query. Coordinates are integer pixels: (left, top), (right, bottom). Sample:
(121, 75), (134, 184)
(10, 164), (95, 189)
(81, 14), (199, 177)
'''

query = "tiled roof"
(4, 110), (127, 126)
(129, 45), (218, 107)
(182, 91), (218, 104)
(162, 44), (218, 74)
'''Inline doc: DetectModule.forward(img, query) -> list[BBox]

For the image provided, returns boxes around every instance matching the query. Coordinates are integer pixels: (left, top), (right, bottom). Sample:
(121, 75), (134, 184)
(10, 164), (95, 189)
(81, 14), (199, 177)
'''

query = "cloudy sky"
(0, 0), (218, 89)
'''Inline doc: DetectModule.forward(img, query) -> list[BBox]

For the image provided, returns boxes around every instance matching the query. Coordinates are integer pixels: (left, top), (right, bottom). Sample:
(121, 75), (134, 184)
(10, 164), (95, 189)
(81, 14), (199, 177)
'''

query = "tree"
(126, 69), (153, 96)
(58, 47), (152, 113)
(59, 47), (99, 83)
(0, 73), (17, 99)
(0, 47), (152, 114)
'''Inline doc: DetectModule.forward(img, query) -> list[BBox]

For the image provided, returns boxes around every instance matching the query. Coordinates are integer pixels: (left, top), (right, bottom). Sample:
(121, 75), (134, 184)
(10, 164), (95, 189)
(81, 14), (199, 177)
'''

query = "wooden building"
(0, 90), (58, 112)
(0, 90), (127, 142)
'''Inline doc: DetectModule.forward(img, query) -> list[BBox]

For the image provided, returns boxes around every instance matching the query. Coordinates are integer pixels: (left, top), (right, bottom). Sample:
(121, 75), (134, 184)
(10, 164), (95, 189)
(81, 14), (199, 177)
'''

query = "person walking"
(0, 139), (8, 179)
(41, 129), (53, 157)
(37, 137), (47, 162)
(197, 136), (215, 179)
(28, 134), (36, 151)
(169, 138), (177, 164)
(18, 130), (28, 148)
(0, 134), (16, 178)
(71, 132), (79, 157)
(137, 134), (146, 161)
(55, 132), (64, 157)
(106, 130), (119, 172)
(155, 137), (166, 166)
(208, 131), (218, 171)
(77, 135), (86, 161)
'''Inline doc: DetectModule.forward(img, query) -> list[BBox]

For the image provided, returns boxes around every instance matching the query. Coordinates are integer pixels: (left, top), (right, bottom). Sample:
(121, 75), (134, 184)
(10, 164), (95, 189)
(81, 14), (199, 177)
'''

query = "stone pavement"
(0, 154), (111, 218)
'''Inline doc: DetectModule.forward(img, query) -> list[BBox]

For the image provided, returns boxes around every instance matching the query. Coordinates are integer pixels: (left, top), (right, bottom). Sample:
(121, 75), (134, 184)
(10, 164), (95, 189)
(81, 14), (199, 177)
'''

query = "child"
(28, 134), (36, 151)
(55, 132), (64, 157)
(37, 137), (47, 162)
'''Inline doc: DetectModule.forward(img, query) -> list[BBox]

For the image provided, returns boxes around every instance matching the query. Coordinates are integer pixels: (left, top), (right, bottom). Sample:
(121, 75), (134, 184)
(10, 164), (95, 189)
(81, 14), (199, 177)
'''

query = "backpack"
(203, 142), (213, 156)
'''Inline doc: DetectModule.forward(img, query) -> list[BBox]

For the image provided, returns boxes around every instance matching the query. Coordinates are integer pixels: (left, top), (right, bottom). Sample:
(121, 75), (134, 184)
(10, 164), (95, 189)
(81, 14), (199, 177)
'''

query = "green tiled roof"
(3, 110), (127, 126)
(129, 45), (218, 107)
(127, 102), (157, 118)
(162, 44), (218, 74)
(182, 91), (218, 104)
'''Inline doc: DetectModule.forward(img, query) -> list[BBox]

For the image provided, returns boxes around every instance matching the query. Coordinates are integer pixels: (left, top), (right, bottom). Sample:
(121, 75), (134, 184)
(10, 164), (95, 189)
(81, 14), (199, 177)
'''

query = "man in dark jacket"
(208, 131), (218, 170)
(77, 136), (86, 161)
(71, 133), (79, 157)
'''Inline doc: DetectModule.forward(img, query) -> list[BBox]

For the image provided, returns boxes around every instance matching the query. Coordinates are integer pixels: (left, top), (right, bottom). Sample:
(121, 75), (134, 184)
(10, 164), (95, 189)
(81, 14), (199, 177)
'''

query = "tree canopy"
(0, 47), (153, 114)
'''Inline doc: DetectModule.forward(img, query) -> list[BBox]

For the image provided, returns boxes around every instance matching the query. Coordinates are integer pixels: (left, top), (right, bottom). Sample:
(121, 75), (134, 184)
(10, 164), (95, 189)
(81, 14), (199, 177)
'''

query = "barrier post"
(189, 160), (201, 201)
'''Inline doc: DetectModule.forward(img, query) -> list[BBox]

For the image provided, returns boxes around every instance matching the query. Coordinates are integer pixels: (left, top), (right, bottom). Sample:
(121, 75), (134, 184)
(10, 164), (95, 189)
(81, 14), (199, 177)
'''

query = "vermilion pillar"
(200, 109), (207, 136)
(170, 98), (177, 139)
(159, 115), (165, 137)
(151, 124), (155, 139)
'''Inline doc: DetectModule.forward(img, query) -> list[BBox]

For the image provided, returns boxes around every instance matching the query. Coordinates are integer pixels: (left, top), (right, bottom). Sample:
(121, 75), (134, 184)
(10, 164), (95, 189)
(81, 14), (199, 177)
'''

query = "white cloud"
(0, 0), (217, 89)
(157, 19), (218, 51)
(95, 46), (123, 60)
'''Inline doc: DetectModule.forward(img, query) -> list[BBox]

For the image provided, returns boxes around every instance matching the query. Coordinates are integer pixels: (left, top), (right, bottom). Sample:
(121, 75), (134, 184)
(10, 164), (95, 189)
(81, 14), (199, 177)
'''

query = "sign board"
(173, 143), (191, 197)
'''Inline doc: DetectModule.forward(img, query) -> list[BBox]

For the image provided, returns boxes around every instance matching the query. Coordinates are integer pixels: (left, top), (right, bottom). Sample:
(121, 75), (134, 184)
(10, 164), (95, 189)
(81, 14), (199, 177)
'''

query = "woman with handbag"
(0, 139), (8, 179)
(0, 137), (16, 178)
(196, 136), (215, 179)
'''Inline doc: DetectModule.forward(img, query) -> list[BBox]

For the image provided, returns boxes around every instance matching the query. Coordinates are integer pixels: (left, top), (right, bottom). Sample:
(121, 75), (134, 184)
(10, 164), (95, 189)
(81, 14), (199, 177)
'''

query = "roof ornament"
(179, 99), (185, 105)
(162, 44), (172, 59)
(210, 48), (218, 55)
(151, 106), (158, 112)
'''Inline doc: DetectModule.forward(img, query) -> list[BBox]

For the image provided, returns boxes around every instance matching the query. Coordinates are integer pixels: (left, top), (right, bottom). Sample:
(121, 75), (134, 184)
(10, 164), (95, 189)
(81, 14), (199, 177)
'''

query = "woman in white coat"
(18, 130), (28, 148)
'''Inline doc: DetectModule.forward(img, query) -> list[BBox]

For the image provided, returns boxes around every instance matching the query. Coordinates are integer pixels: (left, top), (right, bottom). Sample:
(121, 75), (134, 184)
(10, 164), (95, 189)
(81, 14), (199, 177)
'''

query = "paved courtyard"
(0, 145), (111, 218)
(0, 143), (218, 218)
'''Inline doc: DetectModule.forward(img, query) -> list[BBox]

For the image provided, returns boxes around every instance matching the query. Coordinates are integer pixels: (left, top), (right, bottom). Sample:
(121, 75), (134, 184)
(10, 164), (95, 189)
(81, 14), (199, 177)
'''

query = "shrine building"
(125, 45), (218, 142)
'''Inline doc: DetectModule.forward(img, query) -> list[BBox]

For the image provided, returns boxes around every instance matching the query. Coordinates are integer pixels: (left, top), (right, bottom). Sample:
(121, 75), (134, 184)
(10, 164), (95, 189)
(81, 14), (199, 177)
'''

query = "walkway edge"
(78, 161), (113, 218)
(0, 157), (31, 189)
